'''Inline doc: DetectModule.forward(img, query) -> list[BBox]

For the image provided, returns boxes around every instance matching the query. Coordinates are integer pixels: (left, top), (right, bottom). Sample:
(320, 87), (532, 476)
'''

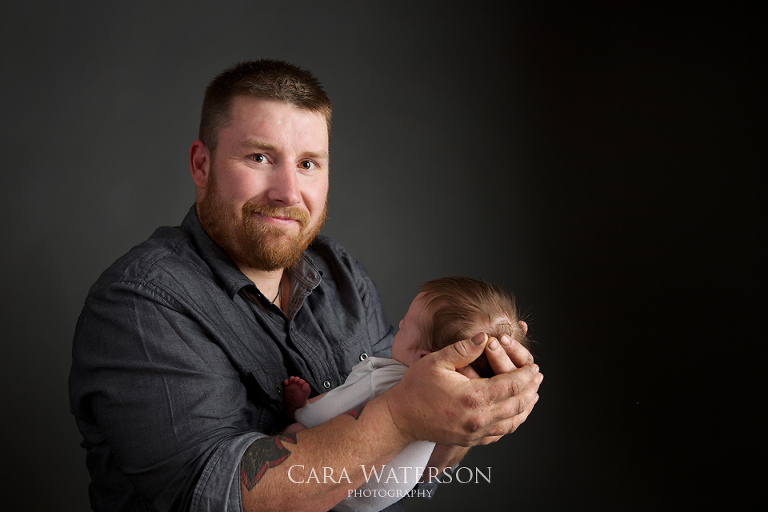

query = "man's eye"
(251, 154), (267, 163)
(299, 160), (316, 170)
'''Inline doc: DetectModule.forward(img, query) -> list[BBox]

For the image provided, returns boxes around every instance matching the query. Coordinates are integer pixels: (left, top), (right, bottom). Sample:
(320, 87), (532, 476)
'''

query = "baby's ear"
(418, 349), (431, 359)
(518, 321), (528, 335)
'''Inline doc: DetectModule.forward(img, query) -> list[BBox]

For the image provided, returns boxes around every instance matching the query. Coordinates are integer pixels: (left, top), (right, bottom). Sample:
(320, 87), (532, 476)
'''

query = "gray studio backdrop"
(2, 2), (762, 511)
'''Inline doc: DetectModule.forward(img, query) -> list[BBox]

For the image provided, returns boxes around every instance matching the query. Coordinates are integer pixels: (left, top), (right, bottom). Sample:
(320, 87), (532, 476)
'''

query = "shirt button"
(323, 380), (332, 389)
(359, 352), (369, 361)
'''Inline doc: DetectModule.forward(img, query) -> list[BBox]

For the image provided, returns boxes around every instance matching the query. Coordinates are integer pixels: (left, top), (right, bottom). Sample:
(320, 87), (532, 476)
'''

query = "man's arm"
(239, 393), (409, 512)
(239, 333), (542, 512)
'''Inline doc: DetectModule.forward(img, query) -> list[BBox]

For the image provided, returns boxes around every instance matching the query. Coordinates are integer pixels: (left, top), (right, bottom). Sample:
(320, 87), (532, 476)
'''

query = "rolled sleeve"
(191, 431), (265, 512)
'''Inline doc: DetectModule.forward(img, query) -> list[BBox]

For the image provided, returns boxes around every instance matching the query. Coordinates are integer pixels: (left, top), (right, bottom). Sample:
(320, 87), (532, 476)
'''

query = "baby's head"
(391, 277), (530, 375)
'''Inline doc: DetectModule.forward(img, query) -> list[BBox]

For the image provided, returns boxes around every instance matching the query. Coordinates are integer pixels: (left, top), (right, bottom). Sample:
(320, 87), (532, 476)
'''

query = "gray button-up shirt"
(69, 206), (396, 511)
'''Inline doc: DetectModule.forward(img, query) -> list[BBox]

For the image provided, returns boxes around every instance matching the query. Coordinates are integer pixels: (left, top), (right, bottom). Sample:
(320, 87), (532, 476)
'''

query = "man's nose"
(267, 162), (301, 206)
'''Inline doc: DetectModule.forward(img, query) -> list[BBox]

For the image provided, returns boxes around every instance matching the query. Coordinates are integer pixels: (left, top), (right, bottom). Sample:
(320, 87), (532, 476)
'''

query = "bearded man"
(69, 59), (542, 512)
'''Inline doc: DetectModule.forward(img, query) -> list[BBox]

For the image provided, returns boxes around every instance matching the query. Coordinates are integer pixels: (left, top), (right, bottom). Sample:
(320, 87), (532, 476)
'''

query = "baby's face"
(390, 292), (431, 367)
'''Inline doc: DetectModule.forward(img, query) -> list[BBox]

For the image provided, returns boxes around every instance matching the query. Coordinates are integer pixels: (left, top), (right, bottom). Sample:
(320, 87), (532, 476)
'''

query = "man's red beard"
(198, 170), (327, 272)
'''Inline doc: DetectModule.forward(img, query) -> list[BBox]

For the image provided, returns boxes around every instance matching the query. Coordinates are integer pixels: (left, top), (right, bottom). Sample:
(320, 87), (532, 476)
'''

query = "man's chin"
(240, 234), (308, 271)
(252, 230), (302, 250)
(240, 216), (324, 271)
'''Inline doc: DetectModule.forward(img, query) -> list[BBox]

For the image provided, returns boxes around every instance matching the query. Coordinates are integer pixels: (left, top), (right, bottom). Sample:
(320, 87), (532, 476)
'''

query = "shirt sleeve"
(70, 280), (267, 512)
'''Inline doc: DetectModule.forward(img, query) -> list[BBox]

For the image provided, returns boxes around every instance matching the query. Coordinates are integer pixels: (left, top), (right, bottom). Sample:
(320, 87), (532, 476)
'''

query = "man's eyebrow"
(303, 150), (330, 160)
(240, 139), (278, 151)
(240, 139), (329, 160)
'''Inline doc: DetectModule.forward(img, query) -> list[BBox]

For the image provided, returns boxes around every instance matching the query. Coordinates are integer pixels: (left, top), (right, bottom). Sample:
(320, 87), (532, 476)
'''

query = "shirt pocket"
(331, 333), (374, 379)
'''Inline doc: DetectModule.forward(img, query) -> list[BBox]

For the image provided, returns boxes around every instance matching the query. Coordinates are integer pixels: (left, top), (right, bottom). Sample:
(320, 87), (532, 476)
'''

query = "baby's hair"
(418, 277), (530, 376)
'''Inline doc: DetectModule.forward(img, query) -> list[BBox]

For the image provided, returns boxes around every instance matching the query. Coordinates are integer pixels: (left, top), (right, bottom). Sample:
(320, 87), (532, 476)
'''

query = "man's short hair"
(199, 59), (332, 152)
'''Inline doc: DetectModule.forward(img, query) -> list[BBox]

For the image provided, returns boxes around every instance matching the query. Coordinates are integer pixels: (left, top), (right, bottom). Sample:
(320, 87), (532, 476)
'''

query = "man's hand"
(461, 332), (533, 377)
(385, 333), (542, 447)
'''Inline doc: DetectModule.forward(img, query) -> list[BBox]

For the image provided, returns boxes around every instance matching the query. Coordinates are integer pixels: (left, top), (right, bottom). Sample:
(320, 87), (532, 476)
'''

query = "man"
(69, 59), (542, 512)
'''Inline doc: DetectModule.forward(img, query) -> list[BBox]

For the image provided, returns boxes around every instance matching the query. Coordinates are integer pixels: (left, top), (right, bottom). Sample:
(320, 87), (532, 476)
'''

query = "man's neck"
(238, 265), (286, 310)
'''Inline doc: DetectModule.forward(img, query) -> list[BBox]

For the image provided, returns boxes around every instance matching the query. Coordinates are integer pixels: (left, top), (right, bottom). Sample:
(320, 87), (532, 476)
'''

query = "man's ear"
(189, 140), (211, 190)
(418, 349), (431, 359)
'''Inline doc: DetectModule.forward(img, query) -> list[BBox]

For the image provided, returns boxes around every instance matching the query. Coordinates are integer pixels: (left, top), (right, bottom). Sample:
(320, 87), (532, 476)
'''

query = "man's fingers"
(488, 363), (541, 400)
(431, 333), (488, 371)
(432, 333), (534, 377)
(499, 334), (534, 367)
(458, 364), (481, 379)
(475, 377), (541, 444)
(476, 435), (504, 446)
(477, 393), (539, 445)
(484, 336), (517, 374)
(486, 365), (542, 425)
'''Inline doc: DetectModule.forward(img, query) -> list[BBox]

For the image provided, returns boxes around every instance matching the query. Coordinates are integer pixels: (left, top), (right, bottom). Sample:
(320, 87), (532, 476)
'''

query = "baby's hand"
(283, 376), (311, 421)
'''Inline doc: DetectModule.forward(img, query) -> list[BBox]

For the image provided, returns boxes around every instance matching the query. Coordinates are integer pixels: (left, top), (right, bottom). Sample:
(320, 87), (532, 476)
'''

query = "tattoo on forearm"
(344, 403), (365, 420)
(240, 433), (297, 490)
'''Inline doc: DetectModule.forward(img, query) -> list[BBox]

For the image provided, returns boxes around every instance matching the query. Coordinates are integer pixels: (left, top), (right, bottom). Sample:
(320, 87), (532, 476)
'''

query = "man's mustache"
(243, 201), (310, 227)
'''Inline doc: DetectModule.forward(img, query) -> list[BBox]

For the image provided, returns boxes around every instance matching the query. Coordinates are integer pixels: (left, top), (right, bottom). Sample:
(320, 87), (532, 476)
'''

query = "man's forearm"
(240, 394), (409, 512)
(423, 444), (470, 480)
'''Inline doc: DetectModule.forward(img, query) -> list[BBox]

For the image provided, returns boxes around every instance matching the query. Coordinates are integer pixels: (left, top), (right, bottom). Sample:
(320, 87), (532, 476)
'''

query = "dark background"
(1, 1), (764, 510)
